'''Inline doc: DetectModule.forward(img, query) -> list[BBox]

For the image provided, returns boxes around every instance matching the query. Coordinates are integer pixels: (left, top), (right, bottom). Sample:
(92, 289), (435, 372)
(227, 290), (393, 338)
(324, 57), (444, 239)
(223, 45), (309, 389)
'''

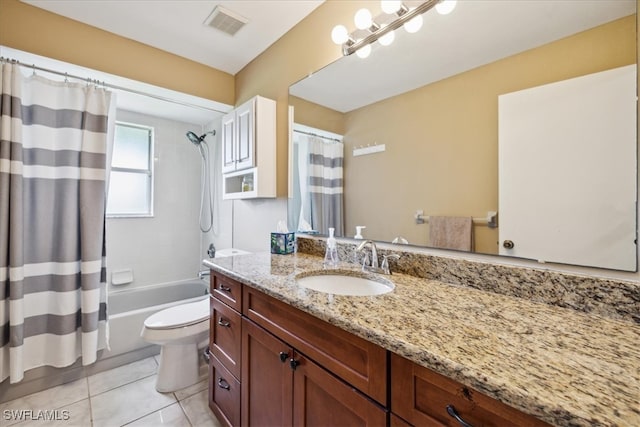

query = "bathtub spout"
(198, 270), (210, 280)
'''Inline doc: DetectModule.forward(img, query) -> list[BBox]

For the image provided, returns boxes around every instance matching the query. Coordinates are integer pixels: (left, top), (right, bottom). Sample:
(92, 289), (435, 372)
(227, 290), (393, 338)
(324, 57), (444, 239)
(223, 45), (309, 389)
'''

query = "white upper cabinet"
(222, 95), (276, 199)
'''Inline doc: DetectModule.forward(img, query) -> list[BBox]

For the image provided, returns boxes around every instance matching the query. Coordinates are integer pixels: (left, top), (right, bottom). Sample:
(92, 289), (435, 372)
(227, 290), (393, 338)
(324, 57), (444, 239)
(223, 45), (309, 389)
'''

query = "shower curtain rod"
(1, 57), (221, 113)
(293, 128), (342, 143)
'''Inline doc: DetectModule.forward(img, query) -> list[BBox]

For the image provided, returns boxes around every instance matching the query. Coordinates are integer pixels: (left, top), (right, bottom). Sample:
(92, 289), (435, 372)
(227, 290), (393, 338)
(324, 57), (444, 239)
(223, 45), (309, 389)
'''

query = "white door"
(498, 65), (637, 271)
(235, 98), (255, 171)
(221, 111), (236, 173)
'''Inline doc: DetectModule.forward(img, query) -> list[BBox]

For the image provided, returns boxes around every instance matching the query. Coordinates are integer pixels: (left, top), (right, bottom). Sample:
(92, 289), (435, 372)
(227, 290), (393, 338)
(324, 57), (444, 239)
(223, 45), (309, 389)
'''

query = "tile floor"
(0, 356), (223, 427)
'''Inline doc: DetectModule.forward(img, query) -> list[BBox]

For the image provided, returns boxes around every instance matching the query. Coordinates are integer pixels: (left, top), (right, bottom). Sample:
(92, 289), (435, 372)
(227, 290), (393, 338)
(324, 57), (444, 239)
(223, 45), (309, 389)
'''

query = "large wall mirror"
(288, 0), (637, 271)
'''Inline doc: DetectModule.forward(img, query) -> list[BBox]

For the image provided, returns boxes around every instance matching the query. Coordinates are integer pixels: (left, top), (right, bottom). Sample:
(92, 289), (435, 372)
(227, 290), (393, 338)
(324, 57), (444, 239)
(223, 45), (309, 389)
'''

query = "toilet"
(141, 298), (210, 392)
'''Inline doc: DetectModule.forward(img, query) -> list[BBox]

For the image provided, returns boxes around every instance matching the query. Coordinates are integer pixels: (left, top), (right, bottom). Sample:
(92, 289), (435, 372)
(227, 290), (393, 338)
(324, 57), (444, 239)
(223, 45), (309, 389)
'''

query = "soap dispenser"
(324, 228), (339, 268)
(354, 226), (366, 239)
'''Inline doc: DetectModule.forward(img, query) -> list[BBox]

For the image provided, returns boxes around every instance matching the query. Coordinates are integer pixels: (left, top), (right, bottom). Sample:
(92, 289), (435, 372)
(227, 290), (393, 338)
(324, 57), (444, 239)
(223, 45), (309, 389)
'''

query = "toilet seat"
(144, 298), (209, 330)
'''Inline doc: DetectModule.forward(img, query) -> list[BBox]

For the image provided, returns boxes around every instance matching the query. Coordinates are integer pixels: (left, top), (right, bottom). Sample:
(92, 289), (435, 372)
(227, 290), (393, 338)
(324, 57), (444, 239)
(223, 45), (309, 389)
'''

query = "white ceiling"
(22, 0), (325, 75)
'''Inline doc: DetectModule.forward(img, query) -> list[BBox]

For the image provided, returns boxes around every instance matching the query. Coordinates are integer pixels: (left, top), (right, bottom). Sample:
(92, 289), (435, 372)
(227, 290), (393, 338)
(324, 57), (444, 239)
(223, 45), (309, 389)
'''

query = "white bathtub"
(104, 278), (209, 357)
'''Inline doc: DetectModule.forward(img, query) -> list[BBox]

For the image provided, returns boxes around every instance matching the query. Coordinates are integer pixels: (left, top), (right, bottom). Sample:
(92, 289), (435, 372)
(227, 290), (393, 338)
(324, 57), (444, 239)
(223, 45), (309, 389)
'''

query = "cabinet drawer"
(210, 296), (242, 379)
(209, 354), (241, 427)
(243, 286), (387, 405)
(391, 354), (550, 427)
(211, 272), (242, 312)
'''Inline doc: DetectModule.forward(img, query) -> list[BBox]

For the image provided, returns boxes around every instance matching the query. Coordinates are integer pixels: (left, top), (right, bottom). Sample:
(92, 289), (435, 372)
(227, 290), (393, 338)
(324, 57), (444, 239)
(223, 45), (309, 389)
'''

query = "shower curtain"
(0, 62), (113, 383)
(295, 132), (344, 236)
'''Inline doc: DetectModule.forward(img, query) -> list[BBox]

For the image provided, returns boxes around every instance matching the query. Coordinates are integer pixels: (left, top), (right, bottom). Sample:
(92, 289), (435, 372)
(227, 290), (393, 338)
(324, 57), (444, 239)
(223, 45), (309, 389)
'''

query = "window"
(106, 122), (154, 217)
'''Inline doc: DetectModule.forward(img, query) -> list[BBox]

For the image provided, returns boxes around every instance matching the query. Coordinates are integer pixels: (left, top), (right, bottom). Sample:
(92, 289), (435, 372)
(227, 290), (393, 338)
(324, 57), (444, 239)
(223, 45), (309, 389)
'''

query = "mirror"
(288, 0), (637, 270)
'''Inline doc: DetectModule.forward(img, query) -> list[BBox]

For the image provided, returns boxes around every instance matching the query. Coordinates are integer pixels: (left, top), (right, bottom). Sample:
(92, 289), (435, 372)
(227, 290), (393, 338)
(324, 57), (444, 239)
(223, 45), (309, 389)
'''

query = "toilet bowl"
(141, 297), (210, 392)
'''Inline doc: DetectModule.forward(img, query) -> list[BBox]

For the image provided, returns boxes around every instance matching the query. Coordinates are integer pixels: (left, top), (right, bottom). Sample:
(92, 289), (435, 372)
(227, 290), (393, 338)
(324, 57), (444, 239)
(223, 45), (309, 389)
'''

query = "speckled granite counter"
(203, 252), (639, 427)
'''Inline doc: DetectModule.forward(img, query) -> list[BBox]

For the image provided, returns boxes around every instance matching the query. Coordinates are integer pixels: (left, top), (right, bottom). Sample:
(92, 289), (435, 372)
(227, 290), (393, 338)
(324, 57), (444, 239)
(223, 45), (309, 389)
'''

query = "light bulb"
(354, 8), (373, 30)
(331, 25), (349, 45)
(381, 0), (402, 14)
(356, 43), (371, 59)
(403, 13), (423, 33)
(435, 0), (457, 15)
(378, 25), (395, 46)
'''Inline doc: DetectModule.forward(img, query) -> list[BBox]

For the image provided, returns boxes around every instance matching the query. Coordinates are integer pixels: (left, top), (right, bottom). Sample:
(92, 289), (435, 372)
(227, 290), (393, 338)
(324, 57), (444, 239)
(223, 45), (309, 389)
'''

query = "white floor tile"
(179, 390), (222, 427)
(10, 398), (92, 427)
(90, 375), (176, 427)
(0, 378), (88, 426)
(174, 379), (208, 402)
(124, 402), (190, 427)
(88, 357), (158, 396)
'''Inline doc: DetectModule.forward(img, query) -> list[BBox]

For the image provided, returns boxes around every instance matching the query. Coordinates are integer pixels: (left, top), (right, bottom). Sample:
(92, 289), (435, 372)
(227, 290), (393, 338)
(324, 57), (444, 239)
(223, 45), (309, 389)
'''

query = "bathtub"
(104, 278), (209, 358)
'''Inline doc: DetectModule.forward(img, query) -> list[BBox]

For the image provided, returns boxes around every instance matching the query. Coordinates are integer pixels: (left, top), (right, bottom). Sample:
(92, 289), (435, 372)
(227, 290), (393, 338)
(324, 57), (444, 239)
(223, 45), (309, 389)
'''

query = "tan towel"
(428, 216), (473, 251)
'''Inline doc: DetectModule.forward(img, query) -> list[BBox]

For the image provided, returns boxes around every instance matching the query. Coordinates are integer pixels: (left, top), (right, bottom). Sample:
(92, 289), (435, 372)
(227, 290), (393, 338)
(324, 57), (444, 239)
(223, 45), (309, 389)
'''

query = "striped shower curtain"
(297, 134), (344, 236)
(0, 62), (112, 383)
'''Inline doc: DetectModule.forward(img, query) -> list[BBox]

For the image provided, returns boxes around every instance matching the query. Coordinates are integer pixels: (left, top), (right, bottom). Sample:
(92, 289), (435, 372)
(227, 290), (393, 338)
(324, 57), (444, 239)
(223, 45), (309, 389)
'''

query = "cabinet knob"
(279, 352), (289, 363)
(446, 405), (474, 427)
(289, 358), (300, 371)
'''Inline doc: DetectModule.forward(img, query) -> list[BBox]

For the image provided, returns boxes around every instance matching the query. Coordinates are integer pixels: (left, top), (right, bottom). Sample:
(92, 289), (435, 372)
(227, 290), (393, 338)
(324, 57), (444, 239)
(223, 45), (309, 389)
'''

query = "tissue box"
(270, 232), (296, 254)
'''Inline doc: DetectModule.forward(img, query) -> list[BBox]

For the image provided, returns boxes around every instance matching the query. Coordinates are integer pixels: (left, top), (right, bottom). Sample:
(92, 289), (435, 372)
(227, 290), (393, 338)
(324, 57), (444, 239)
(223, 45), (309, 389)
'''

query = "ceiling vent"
(204, 5), (249, 36)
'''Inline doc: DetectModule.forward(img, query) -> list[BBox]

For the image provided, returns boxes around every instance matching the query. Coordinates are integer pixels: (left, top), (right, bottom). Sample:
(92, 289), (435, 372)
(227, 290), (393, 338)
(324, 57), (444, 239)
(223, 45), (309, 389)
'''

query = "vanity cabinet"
(242, 285), (388, 405)
(221, 95), (276, 200)
(209, 270), (548, 426)
(390, 354), (550, 426)
(242, 318), (387, 426)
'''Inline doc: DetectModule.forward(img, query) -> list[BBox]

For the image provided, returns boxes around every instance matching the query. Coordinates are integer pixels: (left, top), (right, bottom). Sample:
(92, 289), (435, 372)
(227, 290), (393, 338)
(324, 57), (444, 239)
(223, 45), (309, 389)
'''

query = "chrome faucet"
(356, 240), (399, 275)
(356, 240), (378, 269)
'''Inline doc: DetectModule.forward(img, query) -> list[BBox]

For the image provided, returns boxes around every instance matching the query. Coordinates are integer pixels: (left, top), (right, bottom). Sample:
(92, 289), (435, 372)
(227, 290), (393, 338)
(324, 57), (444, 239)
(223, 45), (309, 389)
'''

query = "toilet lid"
(144, 298), (209, 329)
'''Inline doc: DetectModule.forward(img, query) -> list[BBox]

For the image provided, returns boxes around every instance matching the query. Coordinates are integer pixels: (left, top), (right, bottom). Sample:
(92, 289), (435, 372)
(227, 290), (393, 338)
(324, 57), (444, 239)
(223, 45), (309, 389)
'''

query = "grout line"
(177, 400), (194, 427)
(120, 401), (179, 427)
(88, 371), (157, 398)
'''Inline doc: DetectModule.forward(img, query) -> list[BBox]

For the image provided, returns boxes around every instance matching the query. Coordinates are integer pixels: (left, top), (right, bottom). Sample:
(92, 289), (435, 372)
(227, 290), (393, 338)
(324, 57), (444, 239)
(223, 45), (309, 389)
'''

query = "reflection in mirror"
(288, 0), (637, 270)
(288, 124), (345, 236)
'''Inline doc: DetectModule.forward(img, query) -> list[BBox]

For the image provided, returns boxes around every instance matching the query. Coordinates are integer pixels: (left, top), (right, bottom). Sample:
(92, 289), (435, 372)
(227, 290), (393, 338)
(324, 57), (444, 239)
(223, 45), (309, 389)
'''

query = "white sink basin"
(296, 271), (394, 296)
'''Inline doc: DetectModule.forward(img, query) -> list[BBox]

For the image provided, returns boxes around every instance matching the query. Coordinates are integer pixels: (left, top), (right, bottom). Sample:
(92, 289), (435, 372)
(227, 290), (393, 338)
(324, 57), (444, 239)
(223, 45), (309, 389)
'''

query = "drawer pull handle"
(279, 351), (289, 363)
(218, 318), (231, 327)
(446, 405), (474, 427)
(219, 284), (232, 292)
(217, 377), (231, 390)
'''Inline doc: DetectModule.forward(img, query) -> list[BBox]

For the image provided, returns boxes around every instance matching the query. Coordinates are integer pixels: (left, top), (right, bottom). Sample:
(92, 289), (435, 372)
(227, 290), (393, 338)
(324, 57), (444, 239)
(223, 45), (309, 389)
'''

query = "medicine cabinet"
(222, 95), (276, 199)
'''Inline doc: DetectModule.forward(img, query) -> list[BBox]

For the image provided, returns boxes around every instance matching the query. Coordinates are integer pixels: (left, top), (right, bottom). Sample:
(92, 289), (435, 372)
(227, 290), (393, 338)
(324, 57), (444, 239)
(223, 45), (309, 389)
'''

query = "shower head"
(186, 130), (216, 145)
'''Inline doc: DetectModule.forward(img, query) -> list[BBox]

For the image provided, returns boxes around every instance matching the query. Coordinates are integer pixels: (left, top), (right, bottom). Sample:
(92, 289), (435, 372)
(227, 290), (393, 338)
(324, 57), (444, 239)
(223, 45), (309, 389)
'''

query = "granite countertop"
(203, 252), (640, 427)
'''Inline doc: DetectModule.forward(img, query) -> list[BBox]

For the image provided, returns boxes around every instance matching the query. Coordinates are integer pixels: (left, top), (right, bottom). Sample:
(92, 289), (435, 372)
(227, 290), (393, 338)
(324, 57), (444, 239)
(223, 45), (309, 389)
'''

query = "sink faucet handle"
(361, 251), (370, 270)
(381, 253), (400, 274)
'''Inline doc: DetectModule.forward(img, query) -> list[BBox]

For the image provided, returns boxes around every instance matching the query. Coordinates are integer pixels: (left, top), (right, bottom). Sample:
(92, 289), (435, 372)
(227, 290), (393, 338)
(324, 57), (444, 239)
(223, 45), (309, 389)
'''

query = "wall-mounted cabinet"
(221, 95), (276, 200)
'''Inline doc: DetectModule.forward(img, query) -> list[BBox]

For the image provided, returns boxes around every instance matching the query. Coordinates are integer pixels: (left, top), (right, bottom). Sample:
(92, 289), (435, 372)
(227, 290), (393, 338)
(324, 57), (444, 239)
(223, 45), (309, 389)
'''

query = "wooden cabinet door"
(293, 352), (388, 427)
(234, 98), (255, 171)
(241, 318), (293, 427)
(221, 110), (236, 173)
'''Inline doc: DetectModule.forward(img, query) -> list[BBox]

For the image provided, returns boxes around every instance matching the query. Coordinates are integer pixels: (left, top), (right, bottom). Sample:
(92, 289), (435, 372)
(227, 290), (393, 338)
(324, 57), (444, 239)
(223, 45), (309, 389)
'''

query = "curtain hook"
(32, 64), (36, 76)
(64, 72), (68, 83)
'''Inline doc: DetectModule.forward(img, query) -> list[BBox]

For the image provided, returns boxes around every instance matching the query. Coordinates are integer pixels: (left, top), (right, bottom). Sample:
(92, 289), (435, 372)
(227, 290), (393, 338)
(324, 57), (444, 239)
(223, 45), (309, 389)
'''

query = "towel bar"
(414, 211), (498, 228)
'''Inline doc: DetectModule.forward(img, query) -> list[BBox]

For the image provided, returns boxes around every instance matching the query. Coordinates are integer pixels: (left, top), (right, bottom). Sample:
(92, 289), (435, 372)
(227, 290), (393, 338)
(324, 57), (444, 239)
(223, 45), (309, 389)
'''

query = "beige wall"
(0, 0), (234, 105)
(235, 1), (379, 196)
(342, 15), (636, 253)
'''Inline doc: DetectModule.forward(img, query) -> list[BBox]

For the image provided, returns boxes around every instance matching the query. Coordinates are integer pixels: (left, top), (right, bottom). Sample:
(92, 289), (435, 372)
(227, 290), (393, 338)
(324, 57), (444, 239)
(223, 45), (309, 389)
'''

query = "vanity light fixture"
(331, 0), (457, 58)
